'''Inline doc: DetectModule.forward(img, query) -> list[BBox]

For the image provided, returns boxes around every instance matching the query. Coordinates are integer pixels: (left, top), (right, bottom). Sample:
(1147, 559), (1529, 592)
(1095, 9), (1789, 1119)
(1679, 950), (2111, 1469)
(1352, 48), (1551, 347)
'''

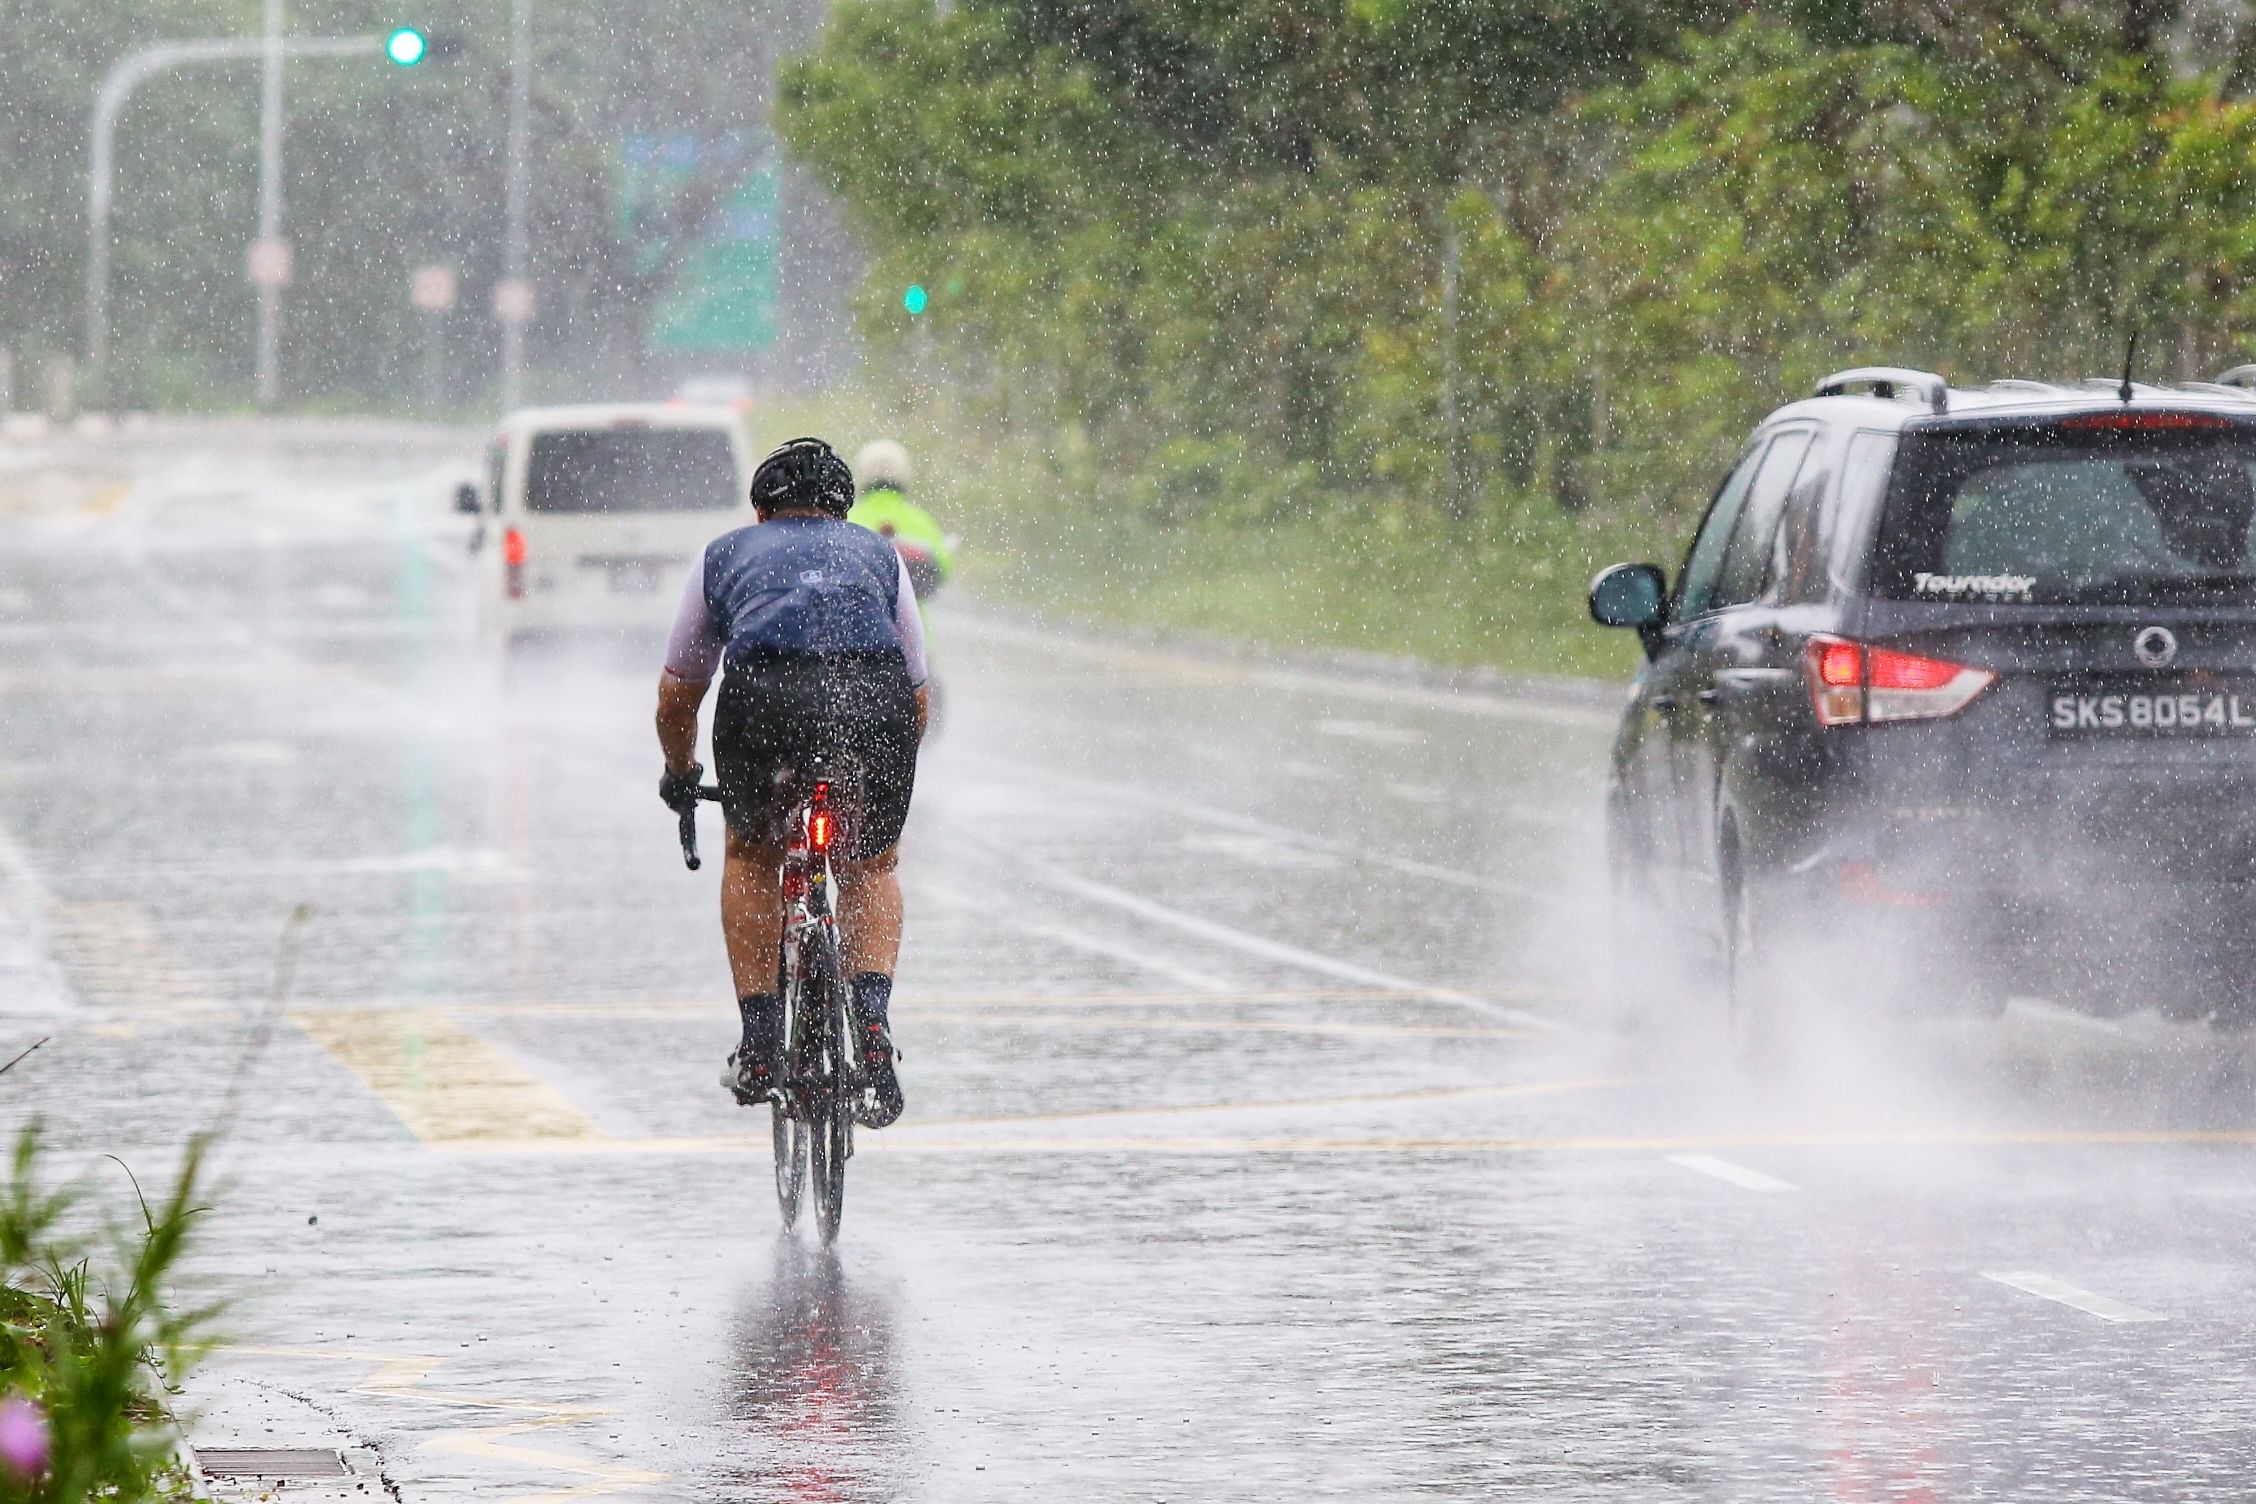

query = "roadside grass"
(754, 391), (1673, 684)
(0, 1128), (210, 1504)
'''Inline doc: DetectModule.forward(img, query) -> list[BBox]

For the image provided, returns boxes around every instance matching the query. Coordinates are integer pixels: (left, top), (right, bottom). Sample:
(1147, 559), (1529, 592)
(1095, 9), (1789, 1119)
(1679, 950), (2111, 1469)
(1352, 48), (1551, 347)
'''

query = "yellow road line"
(0, 666), (276, 694)
(905, 1009), (1538, 1039)
(221, 1345), (663, 1502)
(436, 983), (1561, 1019)
(433, 1001), (1536, 1039)
(290, 1009), (598, 1143)
(429, 1123), (2256, 1159)
(905, 1074), (1636, 1130)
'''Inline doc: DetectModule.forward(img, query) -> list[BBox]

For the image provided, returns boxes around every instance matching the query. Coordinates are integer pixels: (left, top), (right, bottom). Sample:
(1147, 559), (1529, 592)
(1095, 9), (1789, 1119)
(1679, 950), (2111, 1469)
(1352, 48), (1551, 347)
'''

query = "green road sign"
(623, 135), (778, 355)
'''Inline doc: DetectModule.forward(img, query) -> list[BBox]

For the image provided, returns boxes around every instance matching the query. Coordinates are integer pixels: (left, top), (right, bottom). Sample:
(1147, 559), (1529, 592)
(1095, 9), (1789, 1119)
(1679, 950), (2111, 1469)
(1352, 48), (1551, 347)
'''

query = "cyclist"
(848, 440), (955, 601)
(655, 437), (927, 1128)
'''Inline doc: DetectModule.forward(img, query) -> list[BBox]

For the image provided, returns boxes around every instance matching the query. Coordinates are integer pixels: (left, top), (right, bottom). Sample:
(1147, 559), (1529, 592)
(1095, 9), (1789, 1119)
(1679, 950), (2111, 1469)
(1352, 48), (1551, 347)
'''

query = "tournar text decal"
(1914, 572), (2036, 601)
(2051, 692), (2256, 733)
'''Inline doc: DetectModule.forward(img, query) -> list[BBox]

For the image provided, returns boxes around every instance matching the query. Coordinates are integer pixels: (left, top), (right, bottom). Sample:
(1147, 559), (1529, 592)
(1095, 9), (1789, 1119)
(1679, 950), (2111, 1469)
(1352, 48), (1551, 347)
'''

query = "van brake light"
(1804, 636), (1994, 726)
(502, 526), (528, 599)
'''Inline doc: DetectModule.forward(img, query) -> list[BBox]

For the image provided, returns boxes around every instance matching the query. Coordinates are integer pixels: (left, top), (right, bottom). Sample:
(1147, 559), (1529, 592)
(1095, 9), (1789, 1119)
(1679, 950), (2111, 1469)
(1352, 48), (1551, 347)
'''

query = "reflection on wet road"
(6, 423), (2256, 1499)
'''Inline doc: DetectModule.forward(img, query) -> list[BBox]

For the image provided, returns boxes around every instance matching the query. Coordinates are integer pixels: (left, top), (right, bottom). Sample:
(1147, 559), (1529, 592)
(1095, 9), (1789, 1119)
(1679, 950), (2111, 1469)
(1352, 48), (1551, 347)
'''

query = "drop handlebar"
(677, 785), (724, 871)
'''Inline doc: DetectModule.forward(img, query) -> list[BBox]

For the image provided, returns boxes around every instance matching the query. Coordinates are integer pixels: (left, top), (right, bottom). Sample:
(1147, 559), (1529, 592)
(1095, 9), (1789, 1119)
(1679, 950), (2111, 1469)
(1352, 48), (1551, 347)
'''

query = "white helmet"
(853, 439), (912, 492)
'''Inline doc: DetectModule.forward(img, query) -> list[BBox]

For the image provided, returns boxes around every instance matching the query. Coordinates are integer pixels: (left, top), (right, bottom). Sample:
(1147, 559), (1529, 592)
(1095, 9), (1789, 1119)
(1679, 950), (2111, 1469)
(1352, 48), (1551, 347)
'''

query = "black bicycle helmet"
(750, 436), (855, 517)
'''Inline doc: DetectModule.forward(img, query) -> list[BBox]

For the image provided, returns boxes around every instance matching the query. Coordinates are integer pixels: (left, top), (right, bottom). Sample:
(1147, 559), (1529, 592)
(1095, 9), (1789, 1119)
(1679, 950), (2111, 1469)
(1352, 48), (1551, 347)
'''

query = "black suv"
(1590, 366), (2256, 1033)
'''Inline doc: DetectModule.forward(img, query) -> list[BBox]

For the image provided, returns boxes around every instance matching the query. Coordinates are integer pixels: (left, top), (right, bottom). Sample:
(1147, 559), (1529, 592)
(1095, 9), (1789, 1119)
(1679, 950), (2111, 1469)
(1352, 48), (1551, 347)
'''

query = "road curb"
(944, 598), (1624, 712)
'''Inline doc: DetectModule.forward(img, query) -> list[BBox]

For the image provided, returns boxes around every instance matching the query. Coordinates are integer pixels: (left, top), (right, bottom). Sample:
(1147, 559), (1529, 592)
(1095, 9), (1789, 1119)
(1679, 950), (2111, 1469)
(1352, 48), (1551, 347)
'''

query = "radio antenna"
(2119, 330), (2139, 403)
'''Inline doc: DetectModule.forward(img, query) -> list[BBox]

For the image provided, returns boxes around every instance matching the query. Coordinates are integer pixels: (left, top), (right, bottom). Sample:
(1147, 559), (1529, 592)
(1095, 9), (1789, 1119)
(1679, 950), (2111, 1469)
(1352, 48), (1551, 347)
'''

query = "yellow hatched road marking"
(51, 900), (220, 1020)
(221, 1345), (664, 1502)
(291, 1009), (598, 1143)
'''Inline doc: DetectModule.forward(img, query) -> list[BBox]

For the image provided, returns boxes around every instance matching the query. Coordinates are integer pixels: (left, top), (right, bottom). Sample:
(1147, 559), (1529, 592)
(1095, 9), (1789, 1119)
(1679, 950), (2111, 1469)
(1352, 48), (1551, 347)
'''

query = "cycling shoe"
(722, 1045), (779, 1106)
(854, 1021), (904, 1128)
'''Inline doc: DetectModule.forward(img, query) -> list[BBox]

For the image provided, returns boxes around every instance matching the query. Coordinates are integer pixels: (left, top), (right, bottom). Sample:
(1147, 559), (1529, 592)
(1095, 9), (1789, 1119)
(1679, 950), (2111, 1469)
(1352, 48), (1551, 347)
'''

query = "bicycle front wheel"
(772, 1103), (807, 1229)
(805, 928), (852, 1245)
(808, 1093), (848, 1245)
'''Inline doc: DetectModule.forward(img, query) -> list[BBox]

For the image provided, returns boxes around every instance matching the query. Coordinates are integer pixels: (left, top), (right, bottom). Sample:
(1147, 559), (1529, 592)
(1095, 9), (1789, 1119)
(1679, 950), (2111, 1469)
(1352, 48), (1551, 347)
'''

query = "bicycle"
(679, 770), (863, 1244)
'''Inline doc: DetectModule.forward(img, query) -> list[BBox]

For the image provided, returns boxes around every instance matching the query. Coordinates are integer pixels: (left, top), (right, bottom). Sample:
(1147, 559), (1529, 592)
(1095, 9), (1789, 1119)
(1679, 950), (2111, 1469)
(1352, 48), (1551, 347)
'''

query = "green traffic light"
(385, 27), (429, 66)
(903, 284), (929, 316)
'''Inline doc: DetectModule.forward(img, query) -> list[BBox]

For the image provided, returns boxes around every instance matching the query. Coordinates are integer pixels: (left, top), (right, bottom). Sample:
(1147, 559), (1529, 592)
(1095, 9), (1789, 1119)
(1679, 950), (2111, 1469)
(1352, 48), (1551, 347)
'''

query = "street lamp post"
(498, 0), (533, 410)
(83, 33), (381, 407)
(255, 0), (286, 411)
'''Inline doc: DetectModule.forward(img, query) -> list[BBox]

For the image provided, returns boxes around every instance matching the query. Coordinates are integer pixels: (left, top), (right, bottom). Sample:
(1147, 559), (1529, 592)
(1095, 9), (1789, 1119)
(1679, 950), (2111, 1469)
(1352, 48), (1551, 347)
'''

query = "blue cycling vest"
(700, 515), (907, 670)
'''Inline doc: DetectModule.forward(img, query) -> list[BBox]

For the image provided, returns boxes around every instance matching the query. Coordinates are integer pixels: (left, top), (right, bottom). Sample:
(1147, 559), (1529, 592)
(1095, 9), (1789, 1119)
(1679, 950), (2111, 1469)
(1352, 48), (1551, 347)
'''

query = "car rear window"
(1873, 422), (2256, 604)
(524, 429), (738, 514)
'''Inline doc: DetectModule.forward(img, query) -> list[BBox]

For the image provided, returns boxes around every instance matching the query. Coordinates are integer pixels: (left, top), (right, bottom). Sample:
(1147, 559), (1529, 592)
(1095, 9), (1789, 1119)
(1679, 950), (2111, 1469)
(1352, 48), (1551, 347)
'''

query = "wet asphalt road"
(6, 422), (2256, 1500)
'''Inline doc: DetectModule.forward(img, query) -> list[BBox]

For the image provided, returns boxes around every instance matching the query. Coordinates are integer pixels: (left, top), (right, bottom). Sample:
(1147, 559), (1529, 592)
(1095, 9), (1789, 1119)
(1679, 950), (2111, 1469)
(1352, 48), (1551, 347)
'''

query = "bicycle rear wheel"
(771, 1103), (806, 1228)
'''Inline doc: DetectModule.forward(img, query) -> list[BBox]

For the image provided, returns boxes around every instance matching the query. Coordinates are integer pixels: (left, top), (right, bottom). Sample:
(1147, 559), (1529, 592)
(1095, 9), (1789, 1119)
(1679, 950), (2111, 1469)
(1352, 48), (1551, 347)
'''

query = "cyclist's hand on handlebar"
(660, 761), (706, 816)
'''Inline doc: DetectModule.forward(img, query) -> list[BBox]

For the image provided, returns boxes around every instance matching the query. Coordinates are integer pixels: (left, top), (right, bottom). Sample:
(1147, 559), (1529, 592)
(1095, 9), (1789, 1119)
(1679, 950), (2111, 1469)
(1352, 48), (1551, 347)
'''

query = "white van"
(469, 403), (754, 639)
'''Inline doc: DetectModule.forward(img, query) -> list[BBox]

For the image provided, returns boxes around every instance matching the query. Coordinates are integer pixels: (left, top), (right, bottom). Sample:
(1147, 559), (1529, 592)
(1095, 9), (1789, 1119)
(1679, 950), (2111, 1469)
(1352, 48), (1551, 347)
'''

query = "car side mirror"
(1589, 562), (1669, 657)
(454, 483), (481, 515)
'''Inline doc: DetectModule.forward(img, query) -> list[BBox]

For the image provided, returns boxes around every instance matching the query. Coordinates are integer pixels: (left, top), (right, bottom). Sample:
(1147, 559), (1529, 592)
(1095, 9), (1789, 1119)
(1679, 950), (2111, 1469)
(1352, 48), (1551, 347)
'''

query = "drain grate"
(199, 1448), (350, 1479)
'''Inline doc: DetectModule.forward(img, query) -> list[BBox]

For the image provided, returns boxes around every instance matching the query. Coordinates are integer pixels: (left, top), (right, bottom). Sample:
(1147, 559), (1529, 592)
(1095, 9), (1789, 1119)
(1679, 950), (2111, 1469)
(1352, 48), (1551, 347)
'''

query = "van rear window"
(1873, 424), (2256, 604)
(524, 429), (738, 514)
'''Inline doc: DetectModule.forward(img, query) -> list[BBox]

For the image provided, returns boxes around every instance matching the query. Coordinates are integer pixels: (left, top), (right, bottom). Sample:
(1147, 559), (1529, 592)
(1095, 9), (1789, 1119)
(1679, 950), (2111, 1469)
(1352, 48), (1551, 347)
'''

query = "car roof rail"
(1813, 366), (1949, 414)
(2177, 380), (2256, 401)
(2213, 364), (2256, 390)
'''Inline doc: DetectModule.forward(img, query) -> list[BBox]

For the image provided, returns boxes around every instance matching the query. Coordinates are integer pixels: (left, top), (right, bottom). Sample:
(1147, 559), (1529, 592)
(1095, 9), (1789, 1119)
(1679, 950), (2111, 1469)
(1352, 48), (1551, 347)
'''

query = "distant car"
(1590, 366), (2256, 1040)
(468, 403), (753, 641)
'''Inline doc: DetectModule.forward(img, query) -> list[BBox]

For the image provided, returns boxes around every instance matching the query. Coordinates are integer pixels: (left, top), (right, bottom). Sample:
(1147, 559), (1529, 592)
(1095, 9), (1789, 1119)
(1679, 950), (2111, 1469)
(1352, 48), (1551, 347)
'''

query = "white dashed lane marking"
(1983, 1271), (2165, 1323)
(1666, 1153), (1799, 1193)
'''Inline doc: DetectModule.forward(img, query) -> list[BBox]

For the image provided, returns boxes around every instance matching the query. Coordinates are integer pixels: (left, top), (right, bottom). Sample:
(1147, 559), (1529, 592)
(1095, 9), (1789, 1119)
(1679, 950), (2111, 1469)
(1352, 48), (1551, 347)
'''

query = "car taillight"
(1804, 636), (1994, 726)
(502, 526), (527, 600)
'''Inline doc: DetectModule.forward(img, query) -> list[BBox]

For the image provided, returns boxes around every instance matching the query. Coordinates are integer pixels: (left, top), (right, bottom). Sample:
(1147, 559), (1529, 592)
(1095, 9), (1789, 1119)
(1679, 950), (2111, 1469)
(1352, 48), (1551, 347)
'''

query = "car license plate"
(2049, 679), (2256, 736)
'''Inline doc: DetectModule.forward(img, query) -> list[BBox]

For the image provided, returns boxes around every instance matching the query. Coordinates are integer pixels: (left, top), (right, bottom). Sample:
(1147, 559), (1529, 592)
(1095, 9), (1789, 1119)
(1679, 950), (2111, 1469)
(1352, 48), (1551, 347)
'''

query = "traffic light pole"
(83, 32), (381, 408)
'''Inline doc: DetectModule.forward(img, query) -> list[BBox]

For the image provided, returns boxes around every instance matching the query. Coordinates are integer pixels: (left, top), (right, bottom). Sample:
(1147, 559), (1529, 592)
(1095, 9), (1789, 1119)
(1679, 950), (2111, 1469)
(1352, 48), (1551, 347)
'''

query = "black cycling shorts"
(712, 653), (919, 861)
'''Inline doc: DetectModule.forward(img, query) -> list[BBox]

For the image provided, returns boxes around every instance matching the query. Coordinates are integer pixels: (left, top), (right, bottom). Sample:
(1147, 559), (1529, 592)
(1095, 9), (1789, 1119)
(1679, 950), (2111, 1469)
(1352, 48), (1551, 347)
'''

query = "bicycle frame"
(680, 774), (860, 1241)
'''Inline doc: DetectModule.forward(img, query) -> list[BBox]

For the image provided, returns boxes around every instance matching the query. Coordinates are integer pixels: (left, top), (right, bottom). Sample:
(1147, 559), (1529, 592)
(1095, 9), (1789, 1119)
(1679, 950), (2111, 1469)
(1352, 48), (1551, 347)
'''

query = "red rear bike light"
(1804, 636), (1994, 726)
(2058, 411), (2232, 431)
(807, 782), (834, 853)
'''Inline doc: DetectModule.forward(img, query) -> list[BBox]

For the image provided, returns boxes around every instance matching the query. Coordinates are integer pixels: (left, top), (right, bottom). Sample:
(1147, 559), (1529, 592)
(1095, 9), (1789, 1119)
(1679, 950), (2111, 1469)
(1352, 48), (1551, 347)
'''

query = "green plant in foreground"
(0, 1127), (210, 1504)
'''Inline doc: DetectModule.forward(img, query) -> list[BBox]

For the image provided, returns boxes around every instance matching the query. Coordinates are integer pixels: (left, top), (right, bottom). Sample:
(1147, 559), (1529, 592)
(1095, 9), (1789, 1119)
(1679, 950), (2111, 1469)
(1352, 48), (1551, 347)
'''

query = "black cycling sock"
(851, 973), (893, 1029)
(737, 992), (781, 1050)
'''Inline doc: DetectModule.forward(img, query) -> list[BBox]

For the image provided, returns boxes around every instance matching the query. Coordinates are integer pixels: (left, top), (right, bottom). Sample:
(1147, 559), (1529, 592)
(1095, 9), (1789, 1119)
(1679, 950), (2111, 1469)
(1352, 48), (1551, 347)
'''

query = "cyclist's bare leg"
(721, 824), (787, 997)
(836, 844), (903, 977)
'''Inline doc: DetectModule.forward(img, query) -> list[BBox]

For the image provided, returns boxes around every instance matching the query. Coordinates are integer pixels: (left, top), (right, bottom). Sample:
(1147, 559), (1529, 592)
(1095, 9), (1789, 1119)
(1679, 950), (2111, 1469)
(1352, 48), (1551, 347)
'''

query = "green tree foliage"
(782, 0), (2256, 528)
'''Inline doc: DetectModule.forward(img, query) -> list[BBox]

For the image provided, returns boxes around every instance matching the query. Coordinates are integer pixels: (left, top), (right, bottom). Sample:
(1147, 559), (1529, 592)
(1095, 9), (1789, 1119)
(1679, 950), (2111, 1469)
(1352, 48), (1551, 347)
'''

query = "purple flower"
(0, 1396), (48, 1477)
